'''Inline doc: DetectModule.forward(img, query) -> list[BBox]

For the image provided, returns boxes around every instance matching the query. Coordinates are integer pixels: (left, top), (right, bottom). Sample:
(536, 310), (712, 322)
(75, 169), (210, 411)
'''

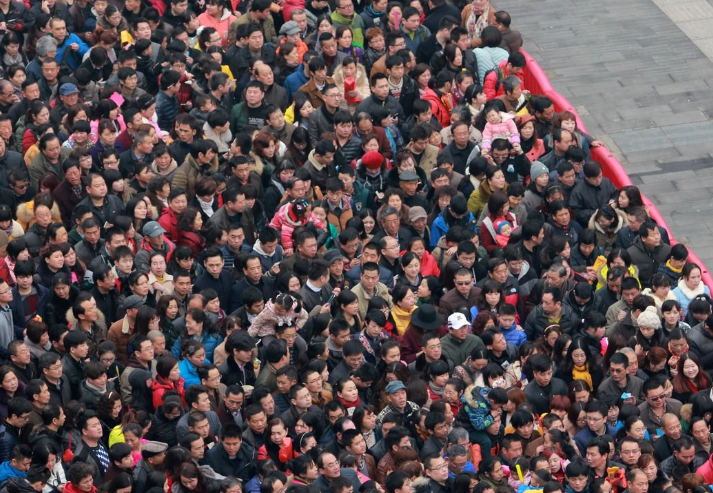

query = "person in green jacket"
(331, 0), (365, 47)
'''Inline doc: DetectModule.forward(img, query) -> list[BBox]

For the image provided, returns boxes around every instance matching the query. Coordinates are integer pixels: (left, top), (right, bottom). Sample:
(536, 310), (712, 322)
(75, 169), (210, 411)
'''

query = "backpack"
(482, 66), (503, 89)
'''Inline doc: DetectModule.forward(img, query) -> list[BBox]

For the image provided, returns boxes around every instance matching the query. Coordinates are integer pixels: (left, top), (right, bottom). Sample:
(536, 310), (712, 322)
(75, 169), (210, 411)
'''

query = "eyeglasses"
(427, 463), (448, 470)
(0, 290), (10, 295)
(455, 281), (471, 286)
(648, 394), (665, 402)
(48, 364), (63, 371)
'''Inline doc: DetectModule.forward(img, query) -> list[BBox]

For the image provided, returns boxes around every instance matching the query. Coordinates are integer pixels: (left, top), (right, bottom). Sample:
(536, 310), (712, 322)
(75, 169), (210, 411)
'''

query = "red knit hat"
(362, 151), (383, 169)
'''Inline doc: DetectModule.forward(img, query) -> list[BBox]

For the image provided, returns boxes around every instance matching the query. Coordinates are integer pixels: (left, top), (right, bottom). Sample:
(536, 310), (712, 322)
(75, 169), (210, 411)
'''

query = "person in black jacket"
(60, 330), (88, 401)
(219, 331), (257, 388)
(0, 398), (31, 463)
(72, 411), (109, 486)
(203, 423), (257, 482)
(131, 440), (168, 493)
(146, 397), (182, 448)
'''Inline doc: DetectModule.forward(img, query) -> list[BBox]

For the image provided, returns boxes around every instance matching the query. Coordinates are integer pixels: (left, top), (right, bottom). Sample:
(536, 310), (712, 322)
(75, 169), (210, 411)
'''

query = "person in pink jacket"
(197, 0), (237, 46)
(269, 198), (326, 256)
(481, 102), (520, 154)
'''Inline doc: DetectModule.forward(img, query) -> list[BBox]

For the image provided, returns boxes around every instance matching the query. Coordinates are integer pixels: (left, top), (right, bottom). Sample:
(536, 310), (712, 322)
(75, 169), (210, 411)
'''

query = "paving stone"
(612, 128), (672, 153)
(496, 0), (713, 269)
(651, 110), (709, 126)
(638, 170), (698, 183)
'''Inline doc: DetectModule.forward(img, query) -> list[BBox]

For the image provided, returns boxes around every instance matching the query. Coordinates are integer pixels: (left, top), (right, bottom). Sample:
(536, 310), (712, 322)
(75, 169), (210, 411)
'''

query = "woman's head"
(484, 165), (505, 190)
(177, 207), (203, 233)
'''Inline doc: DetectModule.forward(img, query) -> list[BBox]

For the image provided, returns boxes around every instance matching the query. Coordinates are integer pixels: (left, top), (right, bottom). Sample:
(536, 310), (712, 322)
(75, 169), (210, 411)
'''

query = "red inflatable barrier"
(519, 50), (713, 289)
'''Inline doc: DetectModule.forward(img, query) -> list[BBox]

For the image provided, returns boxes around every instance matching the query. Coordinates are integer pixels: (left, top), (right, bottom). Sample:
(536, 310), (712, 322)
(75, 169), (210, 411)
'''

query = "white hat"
(636, 306), (661, 329)
(448, 312), (470, 331)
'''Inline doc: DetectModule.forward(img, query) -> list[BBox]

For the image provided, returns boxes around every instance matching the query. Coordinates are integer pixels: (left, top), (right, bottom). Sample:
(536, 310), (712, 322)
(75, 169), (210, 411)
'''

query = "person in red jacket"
(483, 51), (526, 101)
(158, 188), (187, 243)
(151, 355), (186, 410)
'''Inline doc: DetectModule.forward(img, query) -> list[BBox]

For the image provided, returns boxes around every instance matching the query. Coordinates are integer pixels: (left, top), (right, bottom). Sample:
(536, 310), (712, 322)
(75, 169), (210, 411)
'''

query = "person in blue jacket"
(172, 308), (223, 363)
(178, 340), (209, 387)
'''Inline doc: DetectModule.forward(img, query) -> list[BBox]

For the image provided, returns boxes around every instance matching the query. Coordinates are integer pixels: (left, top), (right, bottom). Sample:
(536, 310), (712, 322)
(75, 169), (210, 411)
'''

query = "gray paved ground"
(495, 0), (713, 270)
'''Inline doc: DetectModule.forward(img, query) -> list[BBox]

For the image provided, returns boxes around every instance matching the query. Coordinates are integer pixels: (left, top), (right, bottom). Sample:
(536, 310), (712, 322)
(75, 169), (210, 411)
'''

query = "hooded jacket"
(151, 375), (186, 411)
(172, 153), (220, 199)
(268, 201), (326, 251)
(197, 9), (237, 44)
(627, 236), (672, 288)
(454, 385), (495, 433)
(523, 303), (576, 340)
(588, 208), (626, 251)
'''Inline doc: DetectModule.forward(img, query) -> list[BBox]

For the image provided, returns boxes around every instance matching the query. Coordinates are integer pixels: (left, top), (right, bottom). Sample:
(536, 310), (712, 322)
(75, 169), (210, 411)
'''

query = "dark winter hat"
(411, 304), (444, 331)
(324, 249), (346, 265)
(573, 281), (592, 300)
(399, 170), (419, 182)
(280, 20), (301, 36)
(362, 151), (383, 170)
(141, 440), (168, 457)
(530, 161), (548, 180)
(122, 295), (145, 310)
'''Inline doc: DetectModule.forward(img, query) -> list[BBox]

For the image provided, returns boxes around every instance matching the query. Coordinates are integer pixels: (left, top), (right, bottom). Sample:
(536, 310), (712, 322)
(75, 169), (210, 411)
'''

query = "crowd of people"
(0, 2), (710, 493)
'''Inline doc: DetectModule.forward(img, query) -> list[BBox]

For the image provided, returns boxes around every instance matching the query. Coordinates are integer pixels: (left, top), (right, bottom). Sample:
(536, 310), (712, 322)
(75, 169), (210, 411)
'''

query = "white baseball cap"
(448, 312), (470, 330)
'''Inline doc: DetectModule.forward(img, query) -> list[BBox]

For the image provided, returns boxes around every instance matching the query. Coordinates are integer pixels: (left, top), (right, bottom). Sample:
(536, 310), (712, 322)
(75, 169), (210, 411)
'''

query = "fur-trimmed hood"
(16, 201), (61, 231)
(4, 220), (24, 240)
(588, 207), (626, 236)
(65, 305), (107, 326)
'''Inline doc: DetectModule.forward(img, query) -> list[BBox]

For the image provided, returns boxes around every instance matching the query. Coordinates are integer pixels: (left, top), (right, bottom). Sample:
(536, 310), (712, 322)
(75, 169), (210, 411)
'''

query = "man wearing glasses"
(314, 451), (361, 493)
(422, 453), (452, 493)
(596, 352), (644, 405)
(638, 376), (682, 437)
(330, 0), (365, 47)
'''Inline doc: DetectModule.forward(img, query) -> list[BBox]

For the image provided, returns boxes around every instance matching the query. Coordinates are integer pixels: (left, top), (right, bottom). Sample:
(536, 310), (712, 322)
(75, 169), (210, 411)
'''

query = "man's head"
(626, 469), (648, 493)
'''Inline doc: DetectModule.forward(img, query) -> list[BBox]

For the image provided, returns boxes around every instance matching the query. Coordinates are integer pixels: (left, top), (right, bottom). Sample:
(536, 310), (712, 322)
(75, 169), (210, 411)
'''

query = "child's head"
(495, 219), (511, 237)
(498, 303), (517, 328)
(194, 94), (215, 113)
(484, 102), (502, 125)
(531, 469), (552, 487)
(564, 459), (589, 492)
(455, 72), (474, 94)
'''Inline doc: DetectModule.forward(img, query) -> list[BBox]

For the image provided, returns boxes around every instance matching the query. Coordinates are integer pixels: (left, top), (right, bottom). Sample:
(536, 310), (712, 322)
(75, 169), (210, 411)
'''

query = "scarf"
(666, 259), (683, 277)
(428, 381), (444, 397)
(363, 430), (376, 449)
(453, 83), (466, 104)
(676, 278), (706, 301)
(338, 395), (361, 409)
(466, 4), (490, 44)
(197, 197), (214, 218)
(668, 340), (689, 371)
(391, 304), (415, 336)
(572, 363), (593, 390)
(388, 76), (403, 94)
